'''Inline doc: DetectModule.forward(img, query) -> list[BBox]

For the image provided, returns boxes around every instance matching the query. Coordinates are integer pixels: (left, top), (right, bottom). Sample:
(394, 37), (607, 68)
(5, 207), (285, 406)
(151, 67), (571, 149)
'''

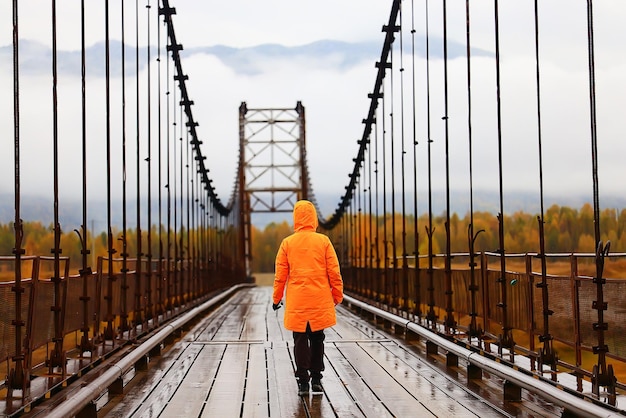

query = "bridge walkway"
(21, 286), (568, 417)
(74, 286), (559, 418)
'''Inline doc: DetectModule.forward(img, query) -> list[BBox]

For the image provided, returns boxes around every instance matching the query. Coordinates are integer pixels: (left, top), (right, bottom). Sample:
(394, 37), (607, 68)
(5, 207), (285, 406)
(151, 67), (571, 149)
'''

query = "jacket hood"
(293, 200), (318, 232)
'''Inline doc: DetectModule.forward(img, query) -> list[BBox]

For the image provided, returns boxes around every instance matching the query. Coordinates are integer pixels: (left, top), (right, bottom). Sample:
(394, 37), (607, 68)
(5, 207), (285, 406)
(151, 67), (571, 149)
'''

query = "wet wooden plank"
(250, 286), (270, 304)
(200, 344), (249, 417)
(99, 287), (540, 417)
(241, 343), (269, 417)
(240, 298), (269, 342)
(269, 303), (290, 342)
(362, 341), (487, 417)
(209, 303), (249, 341)
(268, 341), (307, 418)
(159, 344), (226, 417)
(233, 288), (256, 305)
(379, 341), (508, 416)
(332, 307), (390, 341)
(128, 343), (207, 417)
(100, 296), (241, 418)
(336, 342), (437, 417)
(302, 392), (341, 418)
(101, 341), (189, 417)
(324, 344), (394, 417)
(193, 303), (240, 341)
(315, 346), (366, 417)
(266, 342), (283, 417)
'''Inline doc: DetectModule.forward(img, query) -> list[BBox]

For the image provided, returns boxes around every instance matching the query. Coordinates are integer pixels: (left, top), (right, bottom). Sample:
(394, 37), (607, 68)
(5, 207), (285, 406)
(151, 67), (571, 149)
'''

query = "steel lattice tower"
(238, 101), (308, 277)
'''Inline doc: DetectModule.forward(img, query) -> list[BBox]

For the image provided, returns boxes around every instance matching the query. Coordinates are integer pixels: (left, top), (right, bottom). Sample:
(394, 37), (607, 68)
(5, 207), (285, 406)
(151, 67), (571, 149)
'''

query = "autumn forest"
(0, 203), (625, 276)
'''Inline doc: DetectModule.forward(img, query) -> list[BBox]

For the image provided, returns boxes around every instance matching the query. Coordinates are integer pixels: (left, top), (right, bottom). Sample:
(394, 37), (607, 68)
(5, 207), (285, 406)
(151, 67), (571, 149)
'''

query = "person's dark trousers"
(293, 322), (325, 382)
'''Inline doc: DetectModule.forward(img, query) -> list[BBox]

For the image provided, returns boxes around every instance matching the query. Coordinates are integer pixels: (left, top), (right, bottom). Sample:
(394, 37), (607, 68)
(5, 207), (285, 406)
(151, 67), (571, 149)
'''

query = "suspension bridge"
(2, 0), (626, 416)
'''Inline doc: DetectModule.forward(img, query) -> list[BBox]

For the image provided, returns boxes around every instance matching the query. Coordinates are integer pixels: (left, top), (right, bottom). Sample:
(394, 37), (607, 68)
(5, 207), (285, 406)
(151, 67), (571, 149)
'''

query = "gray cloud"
(0, 39), (149, 77)
(0, 37), (493, 78)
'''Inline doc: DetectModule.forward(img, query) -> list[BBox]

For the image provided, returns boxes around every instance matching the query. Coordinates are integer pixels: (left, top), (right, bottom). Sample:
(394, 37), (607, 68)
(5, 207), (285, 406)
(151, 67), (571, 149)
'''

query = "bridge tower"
(238, 102), (308, 278)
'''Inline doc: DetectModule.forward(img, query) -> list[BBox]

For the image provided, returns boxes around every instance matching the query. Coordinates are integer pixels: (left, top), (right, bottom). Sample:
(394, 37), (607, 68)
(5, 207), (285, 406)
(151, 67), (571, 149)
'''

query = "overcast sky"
(1, 1), (625, 222)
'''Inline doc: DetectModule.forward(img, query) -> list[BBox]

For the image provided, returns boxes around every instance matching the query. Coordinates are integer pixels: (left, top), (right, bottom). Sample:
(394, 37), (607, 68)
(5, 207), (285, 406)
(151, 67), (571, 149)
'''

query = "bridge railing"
(0, 253), (245, 403)
(341, 251), (626, 395)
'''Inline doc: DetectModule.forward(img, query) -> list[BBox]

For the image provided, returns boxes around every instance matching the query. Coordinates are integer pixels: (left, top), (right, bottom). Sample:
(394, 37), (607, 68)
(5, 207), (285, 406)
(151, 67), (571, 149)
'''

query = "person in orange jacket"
(272, 200), (343, 396)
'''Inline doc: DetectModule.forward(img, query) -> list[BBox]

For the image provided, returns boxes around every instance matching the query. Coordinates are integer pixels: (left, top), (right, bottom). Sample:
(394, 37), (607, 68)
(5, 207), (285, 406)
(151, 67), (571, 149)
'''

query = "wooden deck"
(31, 286), (566, 418)
(81, 286), (562, 418)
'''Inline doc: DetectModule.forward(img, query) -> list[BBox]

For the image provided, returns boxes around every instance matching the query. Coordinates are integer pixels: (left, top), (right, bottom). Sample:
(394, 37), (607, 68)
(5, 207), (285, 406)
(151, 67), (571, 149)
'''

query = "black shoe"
(311, 378), (323, 394)
(298, 381), (310, 396)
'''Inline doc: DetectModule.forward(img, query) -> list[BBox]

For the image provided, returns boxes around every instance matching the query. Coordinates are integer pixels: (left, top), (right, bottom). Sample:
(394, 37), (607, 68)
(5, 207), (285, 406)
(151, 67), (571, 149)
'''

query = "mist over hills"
(1, 191), (623, 233)
(0, 37), (492, 78)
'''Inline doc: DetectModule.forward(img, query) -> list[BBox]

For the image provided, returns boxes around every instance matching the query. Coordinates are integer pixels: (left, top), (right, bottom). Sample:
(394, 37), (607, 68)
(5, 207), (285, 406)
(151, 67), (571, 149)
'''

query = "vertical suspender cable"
(398, 4), (409, 312)
(172, 84), (178, 306)
(209, 201), (214, 279)
(50, 0), (66, 371)
(373, 108), (384, 308)
(186, 114), (192, 298)
(173, 63), (180, 305)
(353, 167), (358, 292)
(78, 0), (94, 354)
(189, 136), (195, 298)
(410, 0), (421, 322)
(362, 142), (369, 296)
(199, 164), (204, 292)
(398, 3), (409, 314)
(585, 0), (615, 401)
(365, 114), (375, 299)
(145, 0), (153, 323)
(217, 213), (222, 275)
(389, 28), (398, 310)
(442, 0), (456, 332)
(351, 183), (356, 291)
(207, 204), (212, 280)
(425, 0), (437, 327)
(166, 34), (172, 312)
(183, 128), (189, 302)
(198, 192), (204, 295)
(586, 1), (601, 248)
(197, 155), (202, 292)
(176, 98), (182, 303)
(134, 0), (144, 328)
(381, 83), (389, 307)
(193, 161), (199, 295)
(203, 194), (208, 289)
(357, 180), (361, 293)
(465, 0), (483, 341)
(202, 173), (207, 292)
(156, 5), (164, 317)
(10, 0), (27, 393)
(179, 110), (184, 302)
(359, 164), (364, 295)
(120, 0), (129, 334)
(533, 0), (556, 375)
(104, 0), (116, 342)
(493, 0), (515, 360)
(211, 190), (215, 282)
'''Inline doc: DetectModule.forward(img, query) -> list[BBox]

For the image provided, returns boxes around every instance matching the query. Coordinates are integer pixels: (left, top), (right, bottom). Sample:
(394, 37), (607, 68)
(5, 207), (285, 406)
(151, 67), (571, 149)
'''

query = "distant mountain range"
(0, 190), (623, 232)
(0, 37), (493, 77)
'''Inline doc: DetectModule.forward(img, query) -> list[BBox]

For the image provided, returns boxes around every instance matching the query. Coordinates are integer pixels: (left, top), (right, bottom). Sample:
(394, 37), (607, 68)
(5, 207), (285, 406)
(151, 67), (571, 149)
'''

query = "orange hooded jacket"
(273, 200), (343, 333)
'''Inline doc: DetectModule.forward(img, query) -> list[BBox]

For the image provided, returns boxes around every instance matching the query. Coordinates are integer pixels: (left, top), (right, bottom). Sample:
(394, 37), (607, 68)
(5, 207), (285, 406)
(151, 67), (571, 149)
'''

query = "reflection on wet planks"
(104, 286), (528, 417)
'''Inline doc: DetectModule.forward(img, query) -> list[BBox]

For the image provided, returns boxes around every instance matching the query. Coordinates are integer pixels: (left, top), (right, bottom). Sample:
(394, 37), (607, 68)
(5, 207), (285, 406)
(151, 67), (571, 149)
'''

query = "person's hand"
(272, 301), (282, 310)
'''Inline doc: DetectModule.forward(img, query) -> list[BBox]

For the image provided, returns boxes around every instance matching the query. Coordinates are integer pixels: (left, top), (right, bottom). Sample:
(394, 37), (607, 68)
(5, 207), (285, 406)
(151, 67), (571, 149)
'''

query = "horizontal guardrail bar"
(47, 283), (252, 418)
(343, 294), (624, 418)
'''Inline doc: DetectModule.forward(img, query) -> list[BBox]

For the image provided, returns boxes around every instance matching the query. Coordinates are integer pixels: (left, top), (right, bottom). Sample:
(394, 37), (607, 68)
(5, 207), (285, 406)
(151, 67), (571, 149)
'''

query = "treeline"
(0, 223), (188, 276)
(0, 203), (624, 274)
(249, 203), (626, 272)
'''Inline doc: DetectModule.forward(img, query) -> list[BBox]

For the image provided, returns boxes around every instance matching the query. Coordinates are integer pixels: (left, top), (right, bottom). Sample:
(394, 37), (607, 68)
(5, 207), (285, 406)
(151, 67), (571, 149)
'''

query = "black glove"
(272, 301), (282, 311)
